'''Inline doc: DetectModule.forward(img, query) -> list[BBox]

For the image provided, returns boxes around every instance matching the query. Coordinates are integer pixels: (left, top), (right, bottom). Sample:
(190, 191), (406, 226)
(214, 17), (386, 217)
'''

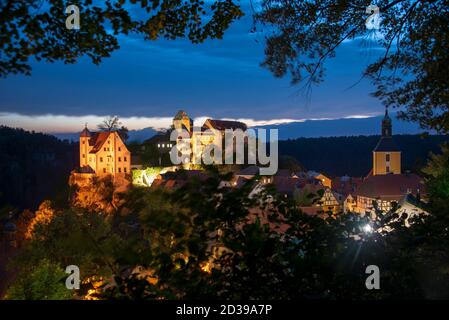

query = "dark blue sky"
(0, 3), (418, 135)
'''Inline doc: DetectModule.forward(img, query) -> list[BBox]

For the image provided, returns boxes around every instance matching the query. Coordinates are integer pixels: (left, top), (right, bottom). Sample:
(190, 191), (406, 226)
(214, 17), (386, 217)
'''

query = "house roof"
(331, 176), (363, 197)
(272, 176), (300, 195)
(203, 119), (247, 131)
(80, 127), (91, 137)
(275, 169), (297, 177)
(300, 183), (325, 194)
(234, 176), (250, 188)
(398, 193), (422, 208)
(354, 173), (425, 201)
(160, 170), (208, 182)
(151, 170), (209, 190)
(299, 206), (322, 216)
(89, 131), (112, 153)
(373, 136), (400, 152)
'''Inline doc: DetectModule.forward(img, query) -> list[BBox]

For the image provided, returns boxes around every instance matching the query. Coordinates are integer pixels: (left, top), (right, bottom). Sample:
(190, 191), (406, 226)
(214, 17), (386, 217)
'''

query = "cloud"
(0, 112), (380, 134)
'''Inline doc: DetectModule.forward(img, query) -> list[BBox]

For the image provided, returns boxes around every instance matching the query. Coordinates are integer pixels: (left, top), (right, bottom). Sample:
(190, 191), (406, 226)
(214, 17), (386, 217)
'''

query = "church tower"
(372, 107), (401, 175)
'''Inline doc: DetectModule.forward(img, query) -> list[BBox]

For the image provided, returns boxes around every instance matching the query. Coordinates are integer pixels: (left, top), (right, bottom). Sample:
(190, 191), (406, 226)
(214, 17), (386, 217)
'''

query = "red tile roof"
(89, 131), (112, 153)
(80, 127), (91, 137)
(152, 170), (209, 190)
(331, 176), (363, 197)
(299, 206), (322, 216)
(203, 119), (247, 131)
(272, 176), (300, 195)
(354, 173), (425, 201)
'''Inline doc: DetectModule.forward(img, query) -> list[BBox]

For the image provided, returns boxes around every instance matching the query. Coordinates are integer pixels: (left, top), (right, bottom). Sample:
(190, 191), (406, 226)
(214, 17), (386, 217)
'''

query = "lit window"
(158, 144), (160, 148)
(162, 144), (165, 148)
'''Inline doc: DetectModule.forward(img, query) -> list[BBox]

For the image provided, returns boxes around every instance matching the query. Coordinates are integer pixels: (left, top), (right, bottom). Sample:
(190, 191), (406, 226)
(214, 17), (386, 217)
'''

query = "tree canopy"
(0, 0), (243, 77)
(256, 0), (449, 133)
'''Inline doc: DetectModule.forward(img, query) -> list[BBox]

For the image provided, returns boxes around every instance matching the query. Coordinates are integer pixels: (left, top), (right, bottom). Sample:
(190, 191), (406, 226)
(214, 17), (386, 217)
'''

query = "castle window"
(118, 157), (121, 162)
(104, 147), (107, 151)
(386, 154), (390, 161)
(82, 154), (85, 158)
(118, 168), (121, 173)
(124, 168), (127, 173)
(124, 157), (127, 162)
(103, 168), (106, 173)
(82, 141), (85, 144)
(100, 157), (103, 162)
(118, 147), (121, 151)
(386, 166), (390, 173)
(108, 140), (110, 144)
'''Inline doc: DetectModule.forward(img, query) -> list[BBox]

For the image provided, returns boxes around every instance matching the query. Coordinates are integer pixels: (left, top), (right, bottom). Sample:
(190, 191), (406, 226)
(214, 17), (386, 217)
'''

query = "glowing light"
(362, 224), (373, 233)
(200, 261), (212, 273)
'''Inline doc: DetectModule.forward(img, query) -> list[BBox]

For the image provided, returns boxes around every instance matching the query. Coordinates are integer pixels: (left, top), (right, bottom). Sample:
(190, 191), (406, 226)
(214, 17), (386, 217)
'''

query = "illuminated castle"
(79, 126), (131, 176)
(144, 110), (247, 165)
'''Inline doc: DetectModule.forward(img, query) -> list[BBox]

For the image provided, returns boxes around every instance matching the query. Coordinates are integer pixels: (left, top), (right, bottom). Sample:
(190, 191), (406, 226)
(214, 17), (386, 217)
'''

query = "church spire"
(381, 106), (392, 137)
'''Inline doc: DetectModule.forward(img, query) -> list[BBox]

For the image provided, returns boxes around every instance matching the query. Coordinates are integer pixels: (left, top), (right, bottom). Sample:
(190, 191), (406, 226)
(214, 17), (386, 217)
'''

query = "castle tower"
(80, 125), (91, 168)
(372, 107), (401, 175)
(173, 110), (193, 134)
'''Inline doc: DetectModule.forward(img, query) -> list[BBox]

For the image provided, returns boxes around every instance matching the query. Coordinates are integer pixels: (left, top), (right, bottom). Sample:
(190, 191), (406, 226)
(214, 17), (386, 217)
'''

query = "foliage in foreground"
(6, 146), (449, 299)
(5, 259), (71, 300)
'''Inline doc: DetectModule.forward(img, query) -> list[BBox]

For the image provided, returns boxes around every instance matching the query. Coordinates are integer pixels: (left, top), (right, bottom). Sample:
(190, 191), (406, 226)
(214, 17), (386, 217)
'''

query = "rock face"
(69, 172), (131, 214)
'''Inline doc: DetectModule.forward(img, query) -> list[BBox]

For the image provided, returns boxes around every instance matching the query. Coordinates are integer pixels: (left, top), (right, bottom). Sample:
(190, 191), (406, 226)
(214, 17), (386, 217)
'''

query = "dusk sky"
(0, 2), (410, 134)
